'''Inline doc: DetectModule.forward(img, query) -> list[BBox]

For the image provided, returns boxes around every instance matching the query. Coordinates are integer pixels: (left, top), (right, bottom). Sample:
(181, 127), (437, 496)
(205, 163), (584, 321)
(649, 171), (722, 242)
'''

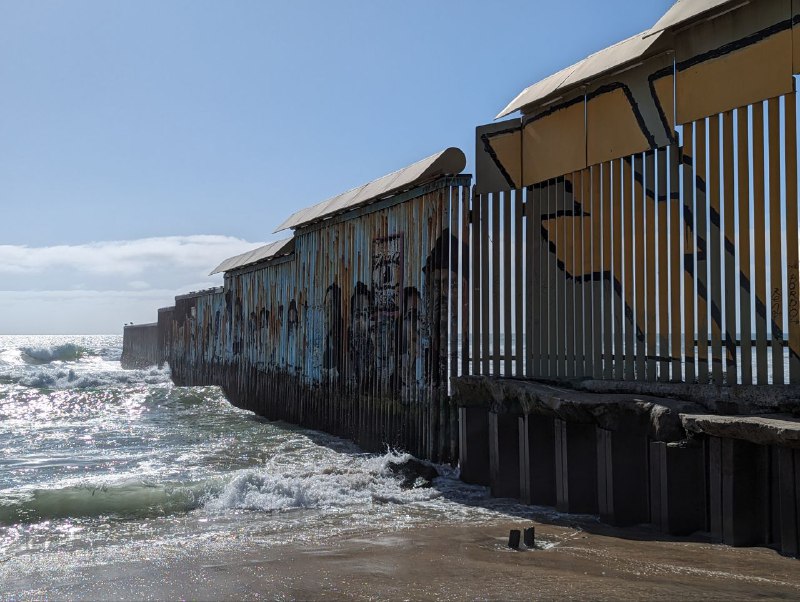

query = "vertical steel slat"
(449, 189), (460, 443)
(645, 151), (658, 381)
(657, 148), (671, 381)
(472, 191), (481, 376)
(565, 176), (576, 378)
(542, 180), (558, 378)
(634, 154), (647, 380)
(574, 171), (586, 378)
(557, 176), (575, 378)
(623, 158), (635, 380)
(753, 102), (769, 384)
(449, 186), (458, 387)
(591, 166), (604, 378)
(527, 185), (538, 377)
(515, 189), (525, 377)
(481, 193), (491, 376)
(503, 190), (513, 376)
(670, 145), (682, 381)
(552, 179), (562, 376)
(708, 115), (724, 384)
(602, 164), (613, 379)
(737, 108), (753, 385)
(461, 185), (471, 378)
(768, 97), (785, 385)
(537, 184), (546, 376)
(683, 126), (697, 383)
(612, 160), (624, 380)
(581, 170), (593, 378)
(786, 93), (800, 383)
(695, 121), (710, 384)
(492, 192), (501, 375)
(722, 111), (738, 384)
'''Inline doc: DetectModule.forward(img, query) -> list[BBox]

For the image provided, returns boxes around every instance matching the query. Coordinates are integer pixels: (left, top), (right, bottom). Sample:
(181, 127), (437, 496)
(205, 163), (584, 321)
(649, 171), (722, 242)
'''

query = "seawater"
(0, 335), (542, 586)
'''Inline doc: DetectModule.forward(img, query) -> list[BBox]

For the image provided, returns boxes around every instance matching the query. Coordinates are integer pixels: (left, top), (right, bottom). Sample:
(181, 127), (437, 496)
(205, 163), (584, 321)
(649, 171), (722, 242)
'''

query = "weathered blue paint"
(145, 177), (471, 463)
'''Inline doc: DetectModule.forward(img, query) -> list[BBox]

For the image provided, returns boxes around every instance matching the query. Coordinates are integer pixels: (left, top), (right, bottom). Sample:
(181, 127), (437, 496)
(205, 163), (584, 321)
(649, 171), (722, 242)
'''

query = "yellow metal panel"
(587, 88), (651, 167)
(485, 130), (522, 189)
(677, 29), (793, 124)
(652, 74), (675, 132)
(522, 100), (586, 186)
(792, 0), (800, 72)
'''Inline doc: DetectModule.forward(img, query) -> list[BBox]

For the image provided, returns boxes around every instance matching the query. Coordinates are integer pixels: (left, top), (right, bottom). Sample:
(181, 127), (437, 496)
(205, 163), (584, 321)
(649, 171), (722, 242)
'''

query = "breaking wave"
(204, 451), (441, 513)
(0, 452), (442, 524)
(20, 343), (90, 364)
(15, 364), (171, 389)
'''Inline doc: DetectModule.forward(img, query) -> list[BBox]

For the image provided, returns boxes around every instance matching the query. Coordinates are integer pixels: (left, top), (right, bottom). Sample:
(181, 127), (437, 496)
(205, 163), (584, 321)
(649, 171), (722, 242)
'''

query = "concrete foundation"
(519, 414), (556, 506)
(777, 447), (800, 556)
(555, 419), (598, 515)
(597, 426), (650, 526)
(649, 441), (706, 535)
(489, 412), (521, 499)
(708, 437), (770, 547)
(458, 406), (490, 486)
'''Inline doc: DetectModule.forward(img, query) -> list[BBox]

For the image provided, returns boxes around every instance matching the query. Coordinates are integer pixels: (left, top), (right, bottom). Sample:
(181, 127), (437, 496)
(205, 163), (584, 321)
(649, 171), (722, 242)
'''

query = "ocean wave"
(204, 450), (441, 513)
(10, 363), (172, 390)
(0, 480), (212, 524)
(19, 343), (92, 364)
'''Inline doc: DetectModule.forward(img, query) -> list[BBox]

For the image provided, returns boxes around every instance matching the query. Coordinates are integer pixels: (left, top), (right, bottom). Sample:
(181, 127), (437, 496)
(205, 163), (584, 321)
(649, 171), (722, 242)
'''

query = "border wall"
(157, 171), (471, 464)
(120, 323), (160, 369)
(123, 0), (800, 556)
(454, 0), (800, 557)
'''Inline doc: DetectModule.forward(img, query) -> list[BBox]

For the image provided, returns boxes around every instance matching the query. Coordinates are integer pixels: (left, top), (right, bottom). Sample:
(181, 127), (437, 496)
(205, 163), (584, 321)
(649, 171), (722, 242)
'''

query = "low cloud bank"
(0, 235), (267, 334)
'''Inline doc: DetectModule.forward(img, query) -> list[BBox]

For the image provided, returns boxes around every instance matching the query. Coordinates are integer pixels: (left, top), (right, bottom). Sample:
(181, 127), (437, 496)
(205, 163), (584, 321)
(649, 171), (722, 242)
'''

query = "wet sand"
(6, 518), (800, 600)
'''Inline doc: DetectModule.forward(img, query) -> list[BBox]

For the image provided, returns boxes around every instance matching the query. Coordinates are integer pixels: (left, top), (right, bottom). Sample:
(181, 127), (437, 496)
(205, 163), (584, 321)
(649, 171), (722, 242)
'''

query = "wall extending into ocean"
(122, 1), (800, 556)
(120, 323), (160, 369)
(153, 171), (471, 464)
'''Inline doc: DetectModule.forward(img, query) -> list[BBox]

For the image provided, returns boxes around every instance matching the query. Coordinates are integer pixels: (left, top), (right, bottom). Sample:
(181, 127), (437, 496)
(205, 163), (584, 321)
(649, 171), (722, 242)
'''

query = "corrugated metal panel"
(496, 30), (663, 119)
(273, 147), (466, 232)
(648, 0), (741, 36)
(209, 237), (294, 275)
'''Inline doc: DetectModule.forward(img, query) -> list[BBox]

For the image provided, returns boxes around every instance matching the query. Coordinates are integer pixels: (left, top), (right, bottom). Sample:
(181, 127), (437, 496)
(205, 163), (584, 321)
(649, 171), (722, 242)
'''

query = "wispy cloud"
(0, 235), (264, 276)
(0, 235), (270, 333)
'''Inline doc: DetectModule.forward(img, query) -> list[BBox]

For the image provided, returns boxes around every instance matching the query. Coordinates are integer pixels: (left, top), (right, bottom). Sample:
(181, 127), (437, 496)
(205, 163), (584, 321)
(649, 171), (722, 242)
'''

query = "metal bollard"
(523, 526), (535, 548)
(508, 529), (521, 549)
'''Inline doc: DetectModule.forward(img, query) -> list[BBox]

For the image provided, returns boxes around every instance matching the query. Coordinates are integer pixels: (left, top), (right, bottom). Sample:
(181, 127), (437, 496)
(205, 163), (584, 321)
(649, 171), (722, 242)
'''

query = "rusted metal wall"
(156, 176), (470, 463)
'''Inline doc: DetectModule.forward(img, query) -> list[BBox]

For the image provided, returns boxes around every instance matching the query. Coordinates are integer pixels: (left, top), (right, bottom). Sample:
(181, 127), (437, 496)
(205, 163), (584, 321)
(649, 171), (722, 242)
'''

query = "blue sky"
(0, 0), (673, 333)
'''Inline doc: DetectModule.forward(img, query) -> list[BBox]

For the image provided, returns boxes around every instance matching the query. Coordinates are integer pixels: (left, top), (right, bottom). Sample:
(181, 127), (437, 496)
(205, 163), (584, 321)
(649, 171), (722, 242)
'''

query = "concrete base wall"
(453, 376), (800, 558)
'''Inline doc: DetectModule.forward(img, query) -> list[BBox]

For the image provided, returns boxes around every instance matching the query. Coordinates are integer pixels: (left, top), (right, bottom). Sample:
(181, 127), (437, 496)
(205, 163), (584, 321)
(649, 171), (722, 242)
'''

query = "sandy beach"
(6, 516), (800, 601)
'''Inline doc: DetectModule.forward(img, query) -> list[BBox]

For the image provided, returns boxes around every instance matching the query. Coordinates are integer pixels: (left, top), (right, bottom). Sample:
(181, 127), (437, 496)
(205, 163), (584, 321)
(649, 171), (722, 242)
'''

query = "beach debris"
(508, 529), (521, 549)
(524, 526), (535, 548)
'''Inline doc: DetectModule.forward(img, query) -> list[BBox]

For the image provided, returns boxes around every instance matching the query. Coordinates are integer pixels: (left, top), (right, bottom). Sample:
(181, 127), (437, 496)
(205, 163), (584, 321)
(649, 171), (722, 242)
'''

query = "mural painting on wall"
(476, 2), (800, 372)
(372, 234), (403, 391)
(348, 282), (374, 390)
(399, 286), (423, 401)
(424, 229), (464, 389)
(287, 299), (299, 374)
(323, 283), (343, 380)
(270, 304), (283, 370)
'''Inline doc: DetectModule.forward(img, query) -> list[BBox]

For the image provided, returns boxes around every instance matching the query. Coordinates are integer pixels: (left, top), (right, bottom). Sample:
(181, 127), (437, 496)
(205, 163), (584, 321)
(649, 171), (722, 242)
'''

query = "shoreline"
(5, 517), (800, 600)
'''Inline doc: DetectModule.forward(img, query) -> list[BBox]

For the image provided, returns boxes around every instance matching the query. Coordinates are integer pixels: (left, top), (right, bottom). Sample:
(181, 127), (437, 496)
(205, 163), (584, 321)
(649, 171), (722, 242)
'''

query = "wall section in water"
(153, 177), (470, 463)
(121, 323), (160, 368)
